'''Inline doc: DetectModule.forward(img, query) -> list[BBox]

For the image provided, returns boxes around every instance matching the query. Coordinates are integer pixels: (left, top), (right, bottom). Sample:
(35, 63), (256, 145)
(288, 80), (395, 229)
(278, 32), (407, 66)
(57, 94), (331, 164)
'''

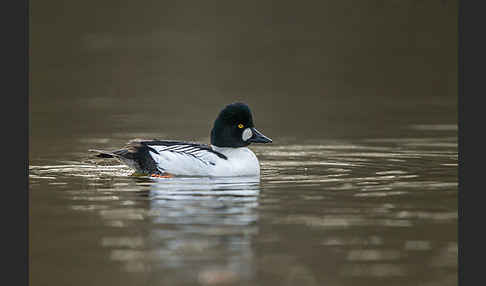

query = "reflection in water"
(145, 177), (260, 284)
(30, 131), (457, 286)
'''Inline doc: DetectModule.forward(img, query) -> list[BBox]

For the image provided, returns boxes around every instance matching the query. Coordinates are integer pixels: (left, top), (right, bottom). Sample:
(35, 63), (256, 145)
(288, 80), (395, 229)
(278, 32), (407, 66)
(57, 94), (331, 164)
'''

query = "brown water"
(30, 1), (457, 285)
(29, 122), (458, 286)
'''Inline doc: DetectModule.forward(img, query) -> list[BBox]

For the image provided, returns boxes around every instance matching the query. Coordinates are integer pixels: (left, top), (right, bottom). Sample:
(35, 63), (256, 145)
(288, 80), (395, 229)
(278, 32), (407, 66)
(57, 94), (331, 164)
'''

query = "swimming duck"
(90, 102), (272, 177)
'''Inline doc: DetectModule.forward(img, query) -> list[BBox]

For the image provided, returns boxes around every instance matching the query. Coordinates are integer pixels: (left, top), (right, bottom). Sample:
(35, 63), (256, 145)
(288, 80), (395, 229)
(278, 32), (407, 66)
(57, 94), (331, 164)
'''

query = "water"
(30, 122), (457, 286)
(30, 1), (457, 285)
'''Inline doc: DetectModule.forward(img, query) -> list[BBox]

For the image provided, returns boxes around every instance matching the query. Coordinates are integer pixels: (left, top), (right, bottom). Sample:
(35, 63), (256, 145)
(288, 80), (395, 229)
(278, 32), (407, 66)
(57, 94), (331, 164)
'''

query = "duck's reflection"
(102, 176), (261, 284)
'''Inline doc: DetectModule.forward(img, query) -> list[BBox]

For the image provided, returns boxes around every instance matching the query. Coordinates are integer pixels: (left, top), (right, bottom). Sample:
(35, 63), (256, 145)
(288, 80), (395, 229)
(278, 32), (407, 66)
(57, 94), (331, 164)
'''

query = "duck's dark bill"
(248, 128), (272, 143)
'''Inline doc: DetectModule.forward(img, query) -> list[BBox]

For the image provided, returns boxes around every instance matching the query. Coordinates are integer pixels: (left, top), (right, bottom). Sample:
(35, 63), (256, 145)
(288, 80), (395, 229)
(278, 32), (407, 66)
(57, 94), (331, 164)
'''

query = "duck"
(90, 102), (272, 177)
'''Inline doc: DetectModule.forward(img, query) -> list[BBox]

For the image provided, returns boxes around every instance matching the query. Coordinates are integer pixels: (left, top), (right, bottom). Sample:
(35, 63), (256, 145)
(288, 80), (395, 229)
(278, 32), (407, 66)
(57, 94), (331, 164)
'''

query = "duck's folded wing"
(136, 140), (227, 176)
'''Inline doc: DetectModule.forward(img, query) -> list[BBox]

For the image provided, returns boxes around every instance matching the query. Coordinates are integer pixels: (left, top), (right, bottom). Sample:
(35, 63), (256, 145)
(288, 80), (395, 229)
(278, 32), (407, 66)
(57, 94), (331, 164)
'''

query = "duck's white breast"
(210, 147), (260, 177)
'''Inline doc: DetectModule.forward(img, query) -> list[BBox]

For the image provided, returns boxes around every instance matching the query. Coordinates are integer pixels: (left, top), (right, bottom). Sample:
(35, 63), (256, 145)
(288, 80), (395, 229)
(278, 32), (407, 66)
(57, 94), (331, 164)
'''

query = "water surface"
(30, 124), (457, 286)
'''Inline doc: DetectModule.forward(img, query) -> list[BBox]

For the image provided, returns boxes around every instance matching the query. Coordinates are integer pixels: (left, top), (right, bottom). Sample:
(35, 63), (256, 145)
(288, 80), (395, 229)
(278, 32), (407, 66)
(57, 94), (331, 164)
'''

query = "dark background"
(30, 0), (457, 157)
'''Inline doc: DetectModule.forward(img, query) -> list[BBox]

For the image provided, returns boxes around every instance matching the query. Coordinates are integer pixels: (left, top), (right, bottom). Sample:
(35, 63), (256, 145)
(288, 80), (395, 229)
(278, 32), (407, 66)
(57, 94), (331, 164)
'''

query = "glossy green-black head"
(210, 102), (272, 148)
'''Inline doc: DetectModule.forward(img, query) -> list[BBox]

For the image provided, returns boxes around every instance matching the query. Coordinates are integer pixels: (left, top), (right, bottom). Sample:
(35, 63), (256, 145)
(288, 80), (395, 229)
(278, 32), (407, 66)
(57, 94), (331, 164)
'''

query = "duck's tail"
(88, 145), (161, 175)
(88, 149), (119, 158)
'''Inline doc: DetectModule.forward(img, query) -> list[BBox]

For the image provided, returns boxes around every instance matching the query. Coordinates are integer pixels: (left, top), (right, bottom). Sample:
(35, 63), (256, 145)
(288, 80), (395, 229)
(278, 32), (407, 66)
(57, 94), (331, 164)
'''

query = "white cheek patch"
(242, 128), (253, 141)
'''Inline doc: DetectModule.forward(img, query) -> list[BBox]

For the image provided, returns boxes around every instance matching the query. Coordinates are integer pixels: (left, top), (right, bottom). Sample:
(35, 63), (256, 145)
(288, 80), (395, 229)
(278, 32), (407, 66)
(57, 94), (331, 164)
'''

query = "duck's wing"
(143, 140), (228, 176)
(91, 139), (227, 176)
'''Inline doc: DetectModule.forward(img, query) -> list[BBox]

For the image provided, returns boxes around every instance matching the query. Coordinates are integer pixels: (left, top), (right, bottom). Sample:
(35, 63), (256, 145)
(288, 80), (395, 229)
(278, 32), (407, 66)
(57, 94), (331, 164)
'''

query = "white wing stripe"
(149, 145), (196, 152)
(150, 145), (171, 152)
(148, 144), (214, 157)
(172, 145), (194, 151)
(182, 147), (200, 152)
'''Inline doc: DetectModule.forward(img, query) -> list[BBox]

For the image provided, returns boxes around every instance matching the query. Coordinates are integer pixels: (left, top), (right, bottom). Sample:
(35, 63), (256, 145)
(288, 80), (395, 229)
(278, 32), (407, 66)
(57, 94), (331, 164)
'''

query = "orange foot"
(150, 173), (174, 178)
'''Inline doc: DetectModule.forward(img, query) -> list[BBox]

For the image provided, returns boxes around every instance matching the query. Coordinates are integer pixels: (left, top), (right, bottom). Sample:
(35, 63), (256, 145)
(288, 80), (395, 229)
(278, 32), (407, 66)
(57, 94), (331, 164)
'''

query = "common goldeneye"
(90, 102), (272, 177)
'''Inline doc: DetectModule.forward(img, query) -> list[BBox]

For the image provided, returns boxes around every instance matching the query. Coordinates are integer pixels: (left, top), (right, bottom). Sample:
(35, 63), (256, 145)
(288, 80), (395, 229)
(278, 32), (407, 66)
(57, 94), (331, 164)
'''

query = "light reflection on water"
(30, 133), (457, 286)
(96, 177), (262, 284)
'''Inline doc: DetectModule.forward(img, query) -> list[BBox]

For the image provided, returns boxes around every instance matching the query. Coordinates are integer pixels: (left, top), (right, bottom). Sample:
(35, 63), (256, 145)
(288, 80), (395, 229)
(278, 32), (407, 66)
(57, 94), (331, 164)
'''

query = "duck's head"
(210, 102), (272, 148)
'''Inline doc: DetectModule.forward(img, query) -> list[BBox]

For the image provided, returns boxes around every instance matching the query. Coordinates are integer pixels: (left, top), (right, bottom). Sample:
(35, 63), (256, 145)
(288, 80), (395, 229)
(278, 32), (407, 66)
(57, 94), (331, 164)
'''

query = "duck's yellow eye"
(238, 123), (244, 129)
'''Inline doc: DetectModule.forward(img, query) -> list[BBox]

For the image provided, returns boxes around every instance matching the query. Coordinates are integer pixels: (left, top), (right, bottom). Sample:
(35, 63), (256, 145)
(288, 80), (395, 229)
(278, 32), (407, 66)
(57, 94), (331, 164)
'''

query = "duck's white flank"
(147, 144), (260, 177)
